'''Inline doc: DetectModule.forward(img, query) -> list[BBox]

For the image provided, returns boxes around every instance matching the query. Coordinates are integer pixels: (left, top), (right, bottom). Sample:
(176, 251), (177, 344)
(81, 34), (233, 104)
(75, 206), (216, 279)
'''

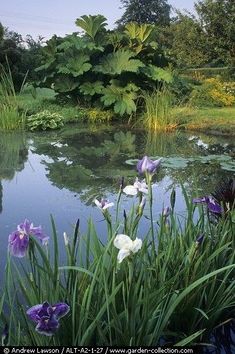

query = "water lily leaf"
(220, 161), (235, 172)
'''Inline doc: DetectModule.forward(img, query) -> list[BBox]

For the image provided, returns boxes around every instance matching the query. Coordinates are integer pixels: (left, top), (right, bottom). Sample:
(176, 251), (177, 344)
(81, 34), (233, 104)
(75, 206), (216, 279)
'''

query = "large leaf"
(79, 81), (104, 96)
(94, 49), (144, 75)
(75, 15), (107, 40)
(57, 34), (104, 53)
(54, 77), (79, 93)
(57, 55), (92, 77)
(141, 65), (173, 83)
(125, 22), (154, 43)
(101, 80), (138, 116)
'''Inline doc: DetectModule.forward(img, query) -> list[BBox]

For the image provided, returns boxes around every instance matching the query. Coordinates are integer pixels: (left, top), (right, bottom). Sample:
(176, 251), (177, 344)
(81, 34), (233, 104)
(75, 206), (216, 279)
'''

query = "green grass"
(175, 106), (235, 135)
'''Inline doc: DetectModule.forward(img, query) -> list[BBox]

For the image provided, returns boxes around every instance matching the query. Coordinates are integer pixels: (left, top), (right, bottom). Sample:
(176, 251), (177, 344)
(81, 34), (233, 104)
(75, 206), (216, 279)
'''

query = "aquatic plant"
(140, 88), (177, 131)
(1, 158), (235, 347)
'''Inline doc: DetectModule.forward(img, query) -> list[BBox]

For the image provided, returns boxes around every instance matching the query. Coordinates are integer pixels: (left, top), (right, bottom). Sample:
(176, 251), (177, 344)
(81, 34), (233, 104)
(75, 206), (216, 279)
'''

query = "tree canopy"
(116, 0), (171, 26)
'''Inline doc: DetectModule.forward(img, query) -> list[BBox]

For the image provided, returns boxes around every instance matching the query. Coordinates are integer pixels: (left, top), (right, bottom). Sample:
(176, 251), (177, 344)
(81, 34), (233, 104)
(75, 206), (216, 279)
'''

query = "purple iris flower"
(27, 301), (70, 336)
(8, 219), (49, 258)
(137, 156), (161, 175)
(193, 196), (222, 214)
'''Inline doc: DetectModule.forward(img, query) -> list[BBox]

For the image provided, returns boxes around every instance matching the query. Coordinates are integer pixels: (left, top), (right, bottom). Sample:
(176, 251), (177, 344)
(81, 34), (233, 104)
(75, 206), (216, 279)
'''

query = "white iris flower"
(114, 234), (142, 263)
(123, 178), (148, 196)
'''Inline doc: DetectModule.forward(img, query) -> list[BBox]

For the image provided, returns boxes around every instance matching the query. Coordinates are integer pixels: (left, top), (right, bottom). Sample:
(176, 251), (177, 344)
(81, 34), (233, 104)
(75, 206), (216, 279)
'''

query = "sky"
(1, 0), (196, 40)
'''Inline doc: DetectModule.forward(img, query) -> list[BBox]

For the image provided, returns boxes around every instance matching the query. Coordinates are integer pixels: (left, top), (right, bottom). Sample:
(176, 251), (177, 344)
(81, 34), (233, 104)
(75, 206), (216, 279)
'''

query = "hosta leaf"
(54, 77), (79, 93)
(94, 49), (144, 75)
(141, 65), (173, 83)
(57, 55), (92, 77)
(79, 81), (104, 96)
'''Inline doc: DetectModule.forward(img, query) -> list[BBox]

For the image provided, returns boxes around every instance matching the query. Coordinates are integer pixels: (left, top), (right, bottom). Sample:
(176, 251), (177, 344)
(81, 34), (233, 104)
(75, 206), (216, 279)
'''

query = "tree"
(167, 13), (209, 68)
(195, 0), (235, 66)
(116, 0), (171, 26)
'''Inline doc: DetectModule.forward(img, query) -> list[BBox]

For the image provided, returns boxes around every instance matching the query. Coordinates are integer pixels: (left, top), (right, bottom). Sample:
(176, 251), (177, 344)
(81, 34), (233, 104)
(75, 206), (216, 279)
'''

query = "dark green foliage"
(35, 16), (171, 117)
(0, 24), (43, 91)
(195, 0), (235, 67)
(117, 0), (171, 26)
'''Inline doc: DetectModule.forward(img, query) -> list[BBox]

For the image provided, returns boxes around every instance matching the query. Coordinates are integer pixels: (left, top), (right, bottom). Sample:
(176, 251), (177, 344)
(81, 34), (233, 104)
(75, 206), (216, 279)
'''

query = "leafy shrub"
(26, 110), (64, 131)
(34, 16), (172, 117)
(85, 108), (114, 123)
(189, 78), (235, 107)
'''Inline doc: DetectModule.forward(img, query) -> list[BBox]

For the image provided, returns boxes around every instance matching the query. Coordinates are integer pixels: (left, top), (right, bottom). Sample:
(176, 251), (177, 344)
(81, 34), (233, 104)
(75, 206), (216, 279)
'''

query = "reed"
(0, 61), (27, 130)
(141, 88), (177, 131)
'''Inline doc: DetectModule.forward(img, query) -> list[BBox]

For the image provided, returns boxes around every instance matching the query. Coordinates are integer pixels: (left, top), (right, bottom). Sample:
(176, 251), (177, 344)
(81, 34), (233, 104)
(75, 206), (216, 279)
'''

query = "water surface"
(0, 124), (234, 275)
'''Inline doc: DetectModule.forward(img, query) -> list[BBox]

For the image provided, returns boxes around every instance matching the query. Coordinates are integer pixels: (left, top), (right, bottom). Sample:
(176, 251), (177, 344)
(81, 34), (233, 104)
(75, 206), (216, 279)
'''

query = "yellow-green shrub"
(86, 108), (114, 123)
(189, 77), (235, 107)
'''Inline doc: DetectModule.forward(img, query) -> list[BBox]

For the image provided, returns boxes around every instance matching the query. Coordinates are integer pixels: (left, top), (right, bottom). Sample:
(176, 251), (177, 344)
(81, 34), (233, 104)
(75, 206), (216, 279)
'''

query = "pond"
(0, 124), (234, 276)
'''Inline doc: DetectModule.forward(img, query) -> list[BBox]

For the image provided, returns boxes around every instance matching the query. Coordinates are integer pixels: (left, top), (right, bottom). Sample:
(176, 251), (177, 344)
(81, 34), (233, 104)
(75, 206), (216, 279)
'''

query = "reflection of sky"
(0, 150), (186, 278)
(0, 129), (234, 283)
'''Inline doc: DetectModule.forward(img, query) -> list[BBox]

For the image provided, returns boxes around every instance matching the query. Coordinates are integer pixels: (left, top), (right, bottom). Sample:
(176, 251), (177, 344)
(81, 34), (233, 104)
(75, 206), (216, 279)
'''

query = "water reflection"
(30, 125), (235, 205)
(0, 132), (28, 213)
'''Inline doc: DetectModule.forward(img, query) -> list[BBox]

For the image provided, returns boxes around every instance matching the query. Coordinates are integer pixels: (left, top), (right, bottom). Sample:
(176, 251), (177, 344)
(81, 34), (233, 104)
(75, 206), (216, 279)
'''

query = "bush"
(189, 78), (235, 107)
(84, 108), (114, 123)
(26, 110), (64, 131)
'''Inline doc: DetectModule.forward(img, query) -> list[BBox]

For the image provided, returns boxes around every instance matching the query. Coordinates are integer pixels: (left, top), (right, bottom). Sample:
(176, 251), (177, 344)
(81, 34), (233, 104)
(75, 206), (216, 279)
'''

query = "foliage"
(75, 15), (107, 41)
(84, 108), (114, 123)
(189, 78), (235, 108)
(26, 110), (64, 131)
(164, 1), (235, 68)
(116, 0), (171, 26)
(167, 14), (209, 68)
(0, 62), (26, 130)
(0, 23), (43, 90)
(34, 16), (172, 117)
(1, 169), (235, 345)
(94, 49), (144, 75)
(101, 81), (138, 116)
(195, 0), (235, 67)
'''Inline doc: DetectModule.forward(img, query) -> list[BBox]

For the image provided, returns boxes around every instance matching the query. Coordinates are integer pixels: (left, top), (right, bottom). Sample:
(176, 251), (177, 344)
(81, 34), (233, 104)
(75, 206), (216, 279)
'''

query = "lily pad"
(220, 161), (235, 172)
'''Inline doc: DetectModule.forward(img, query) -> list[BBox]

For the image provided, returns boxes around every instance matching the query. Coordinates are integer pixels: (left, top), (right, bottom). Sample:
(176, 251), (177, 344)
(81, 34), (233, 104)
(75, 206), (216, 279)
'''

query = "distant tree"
(0, 24), (43, 90)
(167, 13), (209, 68)
(195, 0), (235, 66)
(116, 0), (171, 26)
(0, 23), (4, 41)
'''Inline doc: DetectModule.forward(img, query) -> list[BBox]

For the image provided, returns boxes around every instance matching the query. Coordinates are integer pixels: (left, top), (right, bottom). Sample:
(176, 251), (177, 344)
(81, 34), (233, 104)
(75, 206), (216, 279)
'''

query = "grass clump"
(1, 159), (235, 347)
(0, 63), (27, 130)
(141, 88), (177, 131)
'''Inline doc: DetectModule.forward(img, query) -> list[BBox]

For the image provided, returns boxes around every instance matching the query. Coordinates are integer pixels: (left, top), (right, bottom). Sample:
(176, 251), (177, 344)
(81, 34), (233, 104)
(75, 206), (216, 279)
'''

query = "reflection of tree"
(31, 124), (234, 204)
(0, 132), (28, 213)
(32, 126), (137, 204)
